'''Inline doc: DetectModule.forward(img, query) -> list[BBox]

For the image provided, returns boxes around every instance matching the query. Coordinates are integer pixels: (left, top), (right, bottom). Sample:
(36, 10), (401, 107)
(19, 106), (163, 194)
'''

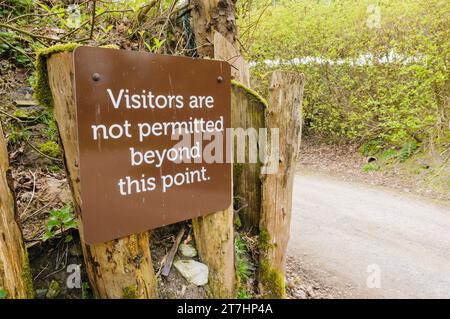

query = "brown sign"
(73, 46), (231, 244)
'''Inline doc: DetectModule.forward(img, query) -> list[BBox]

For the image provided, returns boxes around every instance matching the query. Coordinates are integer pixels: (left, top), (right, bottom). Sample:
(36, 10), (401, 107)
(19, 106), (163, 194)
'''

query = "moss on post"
(259, 261), (286, 299)
(34, 43), (81, 109)
(122, 285), (138, 299)
(231, 80), (268, 108)
(21, 248), (34, 299)
(34, 43), (118, 109)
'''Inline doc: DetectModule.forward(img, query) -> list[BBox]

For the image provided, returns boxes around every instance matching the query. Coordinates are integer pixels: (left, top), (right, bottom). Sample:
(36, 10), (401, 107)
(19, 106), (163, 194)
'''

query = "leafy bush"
(241, 0), (449, 150)
(43, 205), (77, 243)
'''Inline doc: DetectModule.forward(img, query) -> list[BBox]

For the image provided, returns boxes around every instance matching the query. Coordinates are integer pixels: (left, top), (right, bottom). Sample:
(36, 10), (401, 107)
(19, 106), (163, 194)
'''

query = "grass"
(235, 233), (256, 298)
(362, 141), (420, 173)
(362, 162), (380, 172)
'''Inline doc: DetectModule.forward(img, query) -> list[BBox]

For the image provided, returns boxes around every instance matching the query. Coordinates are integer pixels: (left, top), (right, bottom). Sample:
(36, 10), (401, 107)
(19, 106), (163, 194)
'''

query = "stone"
(46, 280), (61, 299)
(35, 288), (48, 298)
(178, 243), (197, 258)
(174, 259), (208, 286)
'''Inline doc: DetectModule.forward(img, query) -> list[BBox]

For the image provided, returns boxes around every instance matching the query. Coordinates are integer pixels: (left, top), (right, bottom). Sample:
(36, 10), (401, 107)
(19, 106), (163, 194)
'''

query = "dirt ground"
(285, 255), (348, 299)
(150, 224), (208, 299)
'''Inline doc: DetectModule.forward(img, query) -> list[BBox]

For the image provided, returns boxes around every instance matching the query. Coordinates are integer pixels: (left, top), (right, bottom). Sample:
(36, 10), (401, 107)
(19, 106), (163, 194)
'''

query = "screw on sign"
(73, 46), (231, 244)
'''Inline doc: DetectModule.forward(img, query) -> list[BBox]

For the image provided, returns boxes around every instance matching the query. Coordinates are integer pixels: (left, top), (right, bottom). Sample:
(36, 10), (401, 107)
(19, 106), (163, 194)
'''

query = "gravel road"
(289, 172), (450, 298)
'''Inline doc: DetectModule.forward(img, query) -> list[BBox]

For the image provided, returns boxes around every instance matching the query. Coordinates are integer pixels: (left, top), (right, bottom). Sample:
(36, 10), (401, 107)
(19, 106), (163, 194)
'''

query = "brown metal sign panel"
(73, 46), (231, 244)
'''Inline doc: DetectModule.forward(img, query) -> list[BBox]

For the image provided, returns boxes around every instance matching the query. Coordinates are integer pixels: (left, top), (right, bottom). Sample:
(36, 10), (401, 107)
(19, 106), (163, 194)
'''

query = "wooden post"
(0, 124), (33, 299)
(258, 71), (304, 298)
(214, 30), (265, 232)
(190, 1), (238, 298)
(214, 32), (250, 87)
(46, 52), (157, 299)
(231, 83), (266, 232)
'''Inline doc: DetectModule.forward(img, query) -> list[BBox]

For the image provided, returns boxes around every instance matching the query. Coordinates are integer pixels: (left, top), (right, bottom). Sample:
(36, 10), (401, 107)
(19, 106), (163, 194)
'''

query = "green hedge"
(242, 0), (449, 150)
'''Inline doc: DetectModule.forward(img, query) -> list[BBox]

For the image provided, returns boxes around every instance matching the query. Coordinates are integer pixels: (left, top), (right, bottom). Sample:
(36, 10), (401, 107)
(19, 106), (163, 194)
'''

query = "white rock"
(174, 259), (208, 286)
(178, 243), (198, 257)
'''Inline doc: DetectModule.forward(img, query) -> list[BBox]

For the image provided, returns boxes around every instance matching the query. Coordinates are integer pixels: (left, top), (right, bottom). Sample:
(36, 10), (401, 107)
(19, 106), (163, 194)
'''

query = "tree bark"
(46, 52), (157, 299)
(258, 71), (304, 298)
(0, 124), (33, 299)
(190, 0), (237, 58)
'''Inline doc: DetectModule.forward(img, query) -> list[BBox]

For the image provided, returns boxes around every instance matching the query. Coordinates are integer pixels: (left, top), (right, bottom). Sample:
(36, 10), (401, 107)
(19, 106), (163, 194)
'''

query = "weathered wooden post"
(189, 0), (239, 298)
(258, 71), (304, 298)
(213, 30), (266, 232)
(39, 48), (157, 299)
(0, 124), (33, 299)
(231, 82), (267, 232)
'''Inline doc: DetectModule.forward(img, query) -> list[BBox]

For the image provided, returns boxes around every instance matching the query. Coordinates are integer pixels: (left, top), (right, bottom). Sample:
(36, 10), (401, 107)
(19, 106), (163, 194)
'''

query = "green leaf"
(64, 220), (77, 230)
(42, 230), (55, 242)
(46, 219), (60, 232)
(144, 42), (152, 52)
(0, 289), (7, 299)
(64, 234), (73, 243)
(37, 2), (51, 13)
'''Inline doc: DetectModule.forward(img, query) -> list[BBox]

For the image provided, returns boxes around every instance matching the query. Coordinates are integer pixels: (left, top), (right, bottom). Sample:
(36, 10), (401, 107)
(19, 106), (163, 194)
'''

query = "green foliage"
(362, 162), (380, 172)
(38, 141), (60, 158)
(234, 213), (242, 228)
(237, 287), (251, 299)
(235, 233), (256, 298)
(81, 282), (92, 299)
(0, 289), (7, 299)
(243, 0), (449, 150)
(0, 0), (33, 17)
(399, 141), (418, 162)
(6, 124), (28, 145)
(42, 205), (77, 242)
(39, 110), (58, 142)
(360, 140), (384, 156)
(380, 149), (398, 161)
(143, 36), (166, 53)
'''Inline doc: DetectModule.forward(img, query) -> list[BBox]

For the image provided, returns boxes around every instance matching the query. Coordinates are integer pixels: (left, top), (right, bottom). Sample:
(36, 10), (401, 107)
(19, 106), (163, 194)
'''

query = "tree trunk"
(46, 52), (157, 299)
(0, 124), (33, 299)
(191, 0), (237, 58)
(258, 71), (304, 298)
